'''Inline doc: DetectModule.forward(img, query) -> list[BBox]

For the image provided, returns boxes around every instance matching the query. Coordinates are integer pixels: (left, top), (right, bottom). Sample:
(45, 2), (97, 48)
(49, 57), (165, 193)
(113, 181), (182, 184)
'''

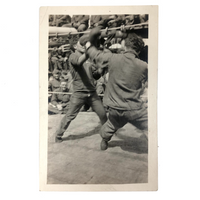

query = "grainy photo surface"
(40, 6), (158, 191)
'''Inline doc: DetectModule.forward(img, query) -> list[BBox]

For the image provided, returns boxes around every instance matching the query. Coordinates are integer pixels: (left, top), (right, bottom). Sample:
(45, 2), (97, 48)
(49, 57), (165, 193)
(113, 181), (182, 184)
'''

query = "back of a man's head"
(124, 32), (144, 54)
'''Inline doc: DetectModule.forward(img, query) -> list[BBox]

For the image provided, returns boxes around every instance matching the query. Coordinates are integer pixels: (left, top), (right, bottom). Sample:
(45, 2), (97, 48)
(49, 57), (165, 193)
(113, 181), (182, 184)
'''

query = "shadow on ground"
(107, 127), (148, 154)
(62, 125), (101, 141)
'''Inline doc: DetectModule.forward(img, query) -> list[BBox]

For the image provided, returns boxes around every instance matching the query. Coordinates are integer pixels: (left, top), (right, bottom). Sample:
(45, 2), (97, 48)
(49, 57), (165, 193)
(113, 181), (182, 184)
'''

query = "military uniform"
(51, 15), (71, 27)
(48, 87), (70, 114)
(86, 45), (148, 145)
(55, 49), (107, 140)
(48, 69), (61, 91)
(60, 70), (73, 92)
(62, 15), (89, 32)
(48, 78), (61, 92)
(90, 15), (111, 29)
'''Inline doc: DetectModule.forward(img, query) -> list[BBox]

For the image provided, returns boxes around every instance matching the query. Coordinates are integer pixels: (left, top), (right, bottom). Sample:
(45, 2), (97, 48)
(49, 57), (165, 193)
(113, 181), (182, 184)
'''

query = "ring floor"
(47, 112), (148, 184)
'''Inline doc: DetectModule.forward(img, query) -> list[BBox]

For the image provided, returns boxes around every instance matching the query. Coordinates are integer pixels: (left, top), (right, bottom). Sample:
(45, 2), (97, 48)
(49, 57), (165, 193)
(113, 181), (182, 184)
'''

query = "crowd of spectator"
(48, 46), (108, 114)
(49, 14), (148, 31)
(48, 14), (148, 115)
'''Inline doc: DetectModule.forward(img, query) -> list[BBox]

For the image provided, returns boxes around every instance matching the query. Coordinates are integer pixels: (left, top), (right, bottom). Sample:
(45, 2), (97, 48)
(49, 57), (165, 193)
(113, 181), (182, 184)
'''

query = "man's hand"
(57, 104), (63, 111)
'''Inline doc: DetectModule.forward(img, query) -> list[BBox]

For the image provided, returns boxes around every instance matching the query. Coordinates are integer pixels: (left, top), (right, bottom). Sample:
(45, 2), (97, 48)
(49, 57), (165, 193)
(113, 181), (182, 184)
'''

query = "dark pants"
(100, 106), (148, 141)
(56, 91), (107, 137)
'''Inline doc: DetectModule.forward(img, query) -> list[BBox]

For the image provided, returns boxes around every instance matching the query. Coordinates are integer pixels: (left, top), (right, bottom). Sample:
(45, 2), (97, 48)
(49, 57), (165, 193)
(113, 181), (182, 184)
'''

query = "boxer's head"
(121, 32), (144, 55)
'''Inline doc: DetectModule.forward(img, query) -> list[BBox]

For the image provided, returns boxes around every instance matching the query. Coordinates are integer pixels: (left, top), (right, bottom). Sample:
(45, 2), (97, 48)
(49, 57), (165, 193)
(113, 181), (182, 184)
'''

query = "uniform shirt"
(87, 46), (148, 110)
(69, 50), (96, 92)
(51, 87), (70, 107)
(48, 78), (61, 91)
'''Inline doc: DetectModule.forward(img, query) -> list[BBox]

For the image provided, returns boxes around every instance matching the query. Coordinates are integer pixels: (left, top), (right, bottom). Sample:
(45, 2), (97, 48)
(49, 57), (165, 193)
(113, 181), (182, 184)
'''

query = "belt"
(74, 90), (96, 97)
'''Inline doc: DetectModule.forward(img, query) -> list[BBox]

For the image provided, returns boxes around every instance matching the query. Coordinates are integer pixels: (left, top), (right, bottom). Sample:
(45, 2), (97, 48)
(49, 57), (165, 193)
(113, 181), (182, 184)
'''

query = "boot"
(100, 139), (108, 150)
(55, 136), (63, 143)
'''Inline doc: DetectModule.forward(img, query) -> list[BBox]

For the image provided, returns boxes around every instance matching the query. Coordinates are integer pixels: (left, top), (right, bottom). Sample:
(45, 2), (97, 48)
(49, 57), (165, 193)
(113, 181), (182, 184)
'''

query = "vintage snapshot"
(40, 6), (158, 191)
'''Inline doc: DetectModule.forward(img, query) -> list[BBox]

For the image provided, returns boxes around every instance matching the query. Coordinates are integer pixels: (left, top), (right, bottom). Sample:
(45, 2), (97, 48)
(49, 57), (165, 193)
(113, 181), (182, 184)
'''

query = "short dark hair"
(124, 32), (144, 53)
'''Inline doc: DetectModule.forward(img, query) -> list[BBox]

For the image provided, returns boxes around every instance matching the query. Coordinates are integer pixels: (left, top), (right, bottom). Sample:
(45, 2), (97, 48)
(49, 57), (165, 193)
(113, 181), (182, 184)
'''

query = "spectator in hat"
(48, 79), (71, 114)
(54, 35), (107, 143)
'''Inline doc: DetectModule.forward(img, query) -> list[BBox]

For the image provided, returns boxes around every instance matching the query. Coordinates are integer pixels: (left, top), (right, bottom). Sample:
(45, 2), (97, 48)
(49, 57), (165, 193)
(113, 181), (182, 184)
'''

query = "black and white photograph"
(2, 1), (200, 199)
(40, 6), (158, 191)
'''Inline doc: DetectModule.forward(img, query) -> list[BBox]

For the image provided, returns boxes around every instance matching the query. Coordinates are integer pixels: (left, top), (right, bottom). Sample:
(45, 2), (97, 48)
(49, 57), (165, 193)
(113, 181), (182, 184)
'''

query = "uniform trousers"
(56, 91), (107, 137)
(100, 105), (148, 142)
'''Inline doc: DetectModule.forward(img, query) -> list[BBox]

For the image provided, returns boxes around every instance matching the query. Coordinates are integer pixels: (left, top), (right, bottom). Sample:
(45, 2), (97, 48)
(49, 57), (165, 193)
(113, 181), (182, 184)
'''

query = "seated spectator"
(62, 52), (70, 71)
(50, 15), (71, 27)
(124, 15), (135, 25)
(90, 15), (102, 29)
(48, 69), (61, 91)
(49, 15), (54, 26)
(48, 79), (71, 114)
(60, 69), (73, 92)
(132, 14), (141, 24)
(51, 51), (63, 71)
(123, 14), (147, 26)
(107, 15), (125, 28)
(90, 15), (111, 29)
(51, 49), (71, 71)
(140, 14), (148, 23)
(48, 50), (54, 79)
(62, 15), (89, 32)
(103, 15), (125, 47)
